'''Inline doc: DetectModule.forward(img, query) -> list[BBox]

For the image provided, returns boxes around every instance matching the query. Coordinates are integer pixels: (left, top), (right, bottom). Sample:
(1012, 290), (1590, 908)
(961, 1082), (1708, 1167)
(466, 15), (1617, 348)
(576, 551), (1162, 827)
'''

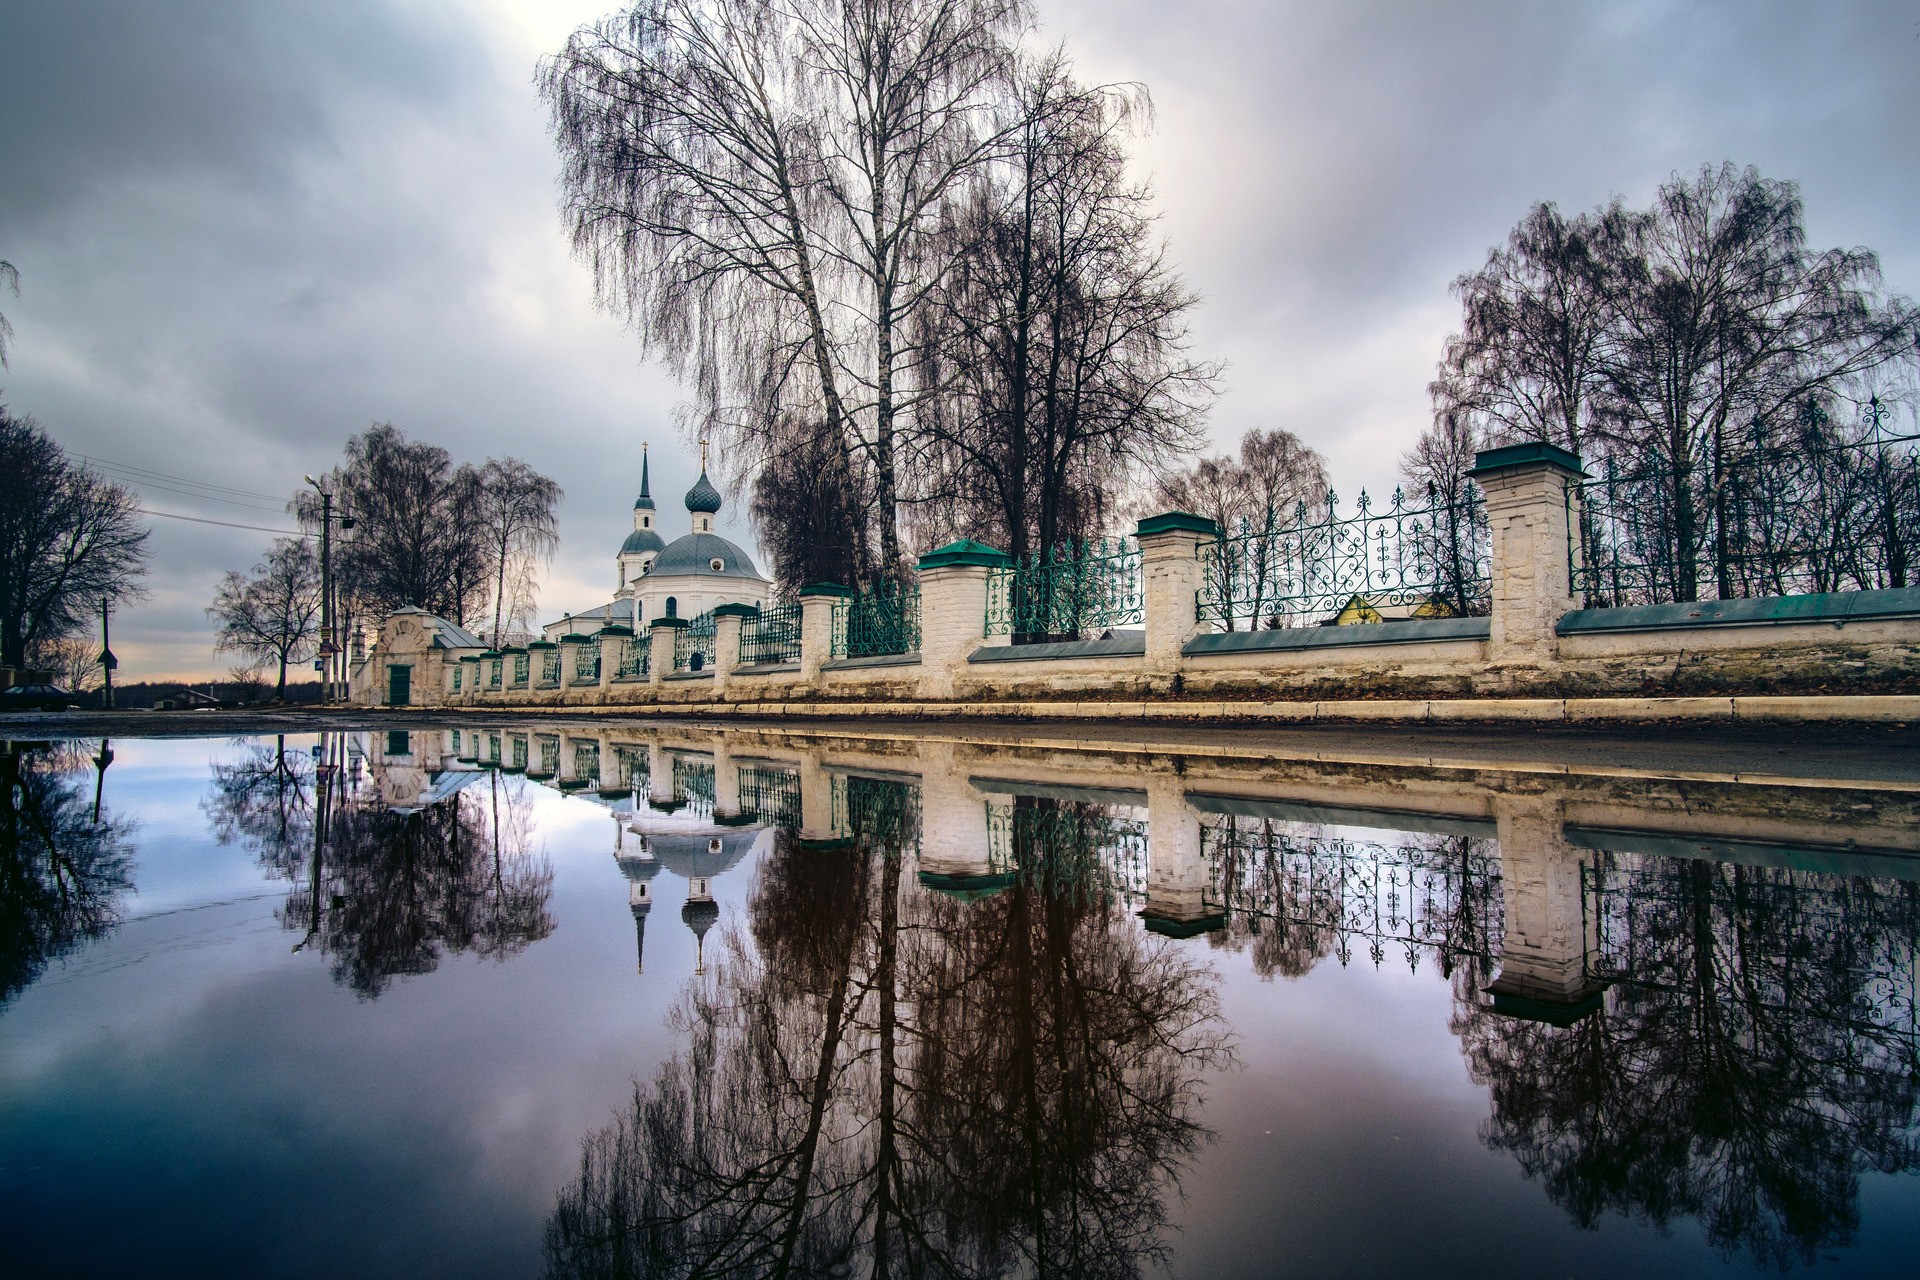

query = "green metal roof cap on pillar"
(918, 869), (1016, 901)
(1467, 440), (1586, 478)
(1135, 511), (1221, 538)
(917, 538), (1012, 570)
(798, 581), (855, 598)
(713, 602), (760, 619)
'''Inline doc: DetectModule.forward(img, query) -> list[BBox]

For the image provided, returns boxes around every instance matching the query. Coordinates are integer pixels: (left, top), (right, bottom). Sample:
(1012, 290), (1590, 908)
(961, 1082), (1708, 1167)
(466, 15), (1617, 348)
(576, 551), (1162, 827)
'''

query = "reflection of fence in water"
(572, 740), (600, 785)
(983, 800), (1151, 902)
(671, 756), (715, 813)
(1585, 853), (1920, 1054)
(1203, 819), (1504, 974)
(736, 763), (800, 827)
(612, 746), (650, 792)
(830, 774), (921, 847)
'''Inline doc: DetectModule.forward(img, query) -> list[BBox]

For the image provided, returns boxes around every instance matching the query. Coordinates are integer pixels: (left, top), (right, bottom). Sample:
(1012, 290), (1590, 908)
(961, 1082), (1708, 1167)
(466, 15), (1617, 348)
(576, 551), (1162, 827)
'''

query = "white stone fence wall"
(359, 444), (1920, 710)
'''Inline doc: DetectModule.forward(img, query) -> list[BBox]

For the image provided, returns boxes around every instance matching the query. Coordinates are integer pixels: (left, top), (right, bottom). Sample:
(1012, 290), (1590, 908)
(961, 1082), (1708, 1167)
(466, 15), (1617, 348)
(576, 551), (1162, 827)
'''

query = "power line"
(77, 453), (293, 504)
(97, 471), (291, 514)
(138, 507), (313, 537)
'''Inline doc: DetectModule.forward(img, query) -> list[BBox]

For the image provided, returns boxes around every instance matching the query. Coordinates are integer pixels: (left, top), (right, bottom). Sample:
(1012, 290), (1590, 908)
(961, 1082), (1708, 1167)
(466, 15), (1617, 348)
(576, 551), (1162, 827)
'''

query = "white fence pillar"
(713, 605), (754, 699)
(1136, 513), (1219, 680)
(798, 584), (849, 683)
(596, 627), (628, 694)
(647, 620), (681, 686)
(1467, 442), (1584, 670)
(915, 541), (1009, 699)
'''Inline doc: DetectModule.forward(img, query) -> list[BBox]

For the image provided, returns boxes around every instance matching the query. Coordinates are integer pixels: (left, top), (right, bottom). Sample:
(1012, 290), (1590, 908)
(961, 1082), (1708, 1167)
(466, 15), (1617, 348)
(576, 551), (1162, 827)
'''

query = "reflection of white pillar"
(647, 743), (673, 805)
(1142, 774), (1221, 937)
(797, 754), (835, 843)
(598, 734), (619, 790)
(916, 743), (993, 885)
(713, 742), (742, 820)
(1487, 794), (1603, 1016)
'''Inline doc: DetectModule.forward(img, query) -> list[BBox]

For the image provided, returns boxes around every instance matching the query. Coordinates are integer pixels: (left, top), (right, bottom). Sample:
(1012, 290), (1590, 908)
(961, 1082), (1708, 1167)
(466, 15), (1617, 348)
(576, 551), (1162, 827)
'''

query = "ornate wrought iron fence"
(486, 657), (503, 690)
(984, 538), (1144, 643)
(739, 601), (801, 666)
(1203, 818), (1504, 975)
(832, 584), (920, 658)
(1571, 415), (1920, 608)
(571, 638), (600, 683)
(615, 636), (649, 679)
(673, 611), (718, 672)
(511, 653), (529, 687)
(536, 735), (560, 776)
(1198, 487), (1491, 631)
(539, 650), (561, 686)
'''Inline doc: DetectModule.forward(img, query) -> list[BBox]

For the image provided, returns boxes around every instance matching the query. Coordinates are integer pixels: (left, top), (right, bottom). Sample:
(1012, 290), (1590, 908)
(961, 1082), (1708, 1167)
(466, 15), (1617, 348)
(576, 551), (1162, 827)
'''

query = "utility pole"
(307, 477), (337, 703)
(97, 597), (117, 709)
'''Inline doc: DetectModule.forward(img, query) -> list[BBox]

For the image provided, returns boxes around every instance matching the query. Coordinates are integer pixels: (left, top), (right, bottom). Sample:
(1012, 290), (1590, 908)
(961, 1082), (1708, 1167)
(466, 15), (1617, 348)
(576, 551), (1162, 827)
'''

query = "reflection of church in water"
(604, 787), (768, 977)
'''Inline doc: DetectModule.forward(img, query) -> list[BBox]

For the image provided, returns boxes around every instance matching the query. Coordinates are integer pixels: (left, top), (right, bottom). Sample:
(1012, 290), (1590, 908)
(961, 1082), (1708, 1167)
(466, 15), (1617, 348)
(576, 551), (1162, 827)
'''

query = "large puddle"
(2, 724), (1917, 1277)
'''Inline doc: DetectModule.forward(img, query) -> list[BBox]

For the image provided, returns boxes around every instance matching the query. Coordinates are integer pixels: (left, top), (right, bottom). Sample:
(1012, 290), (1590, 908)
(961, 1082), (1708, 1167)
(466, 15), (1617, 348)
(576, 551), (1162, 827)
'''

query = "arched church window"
(665, 597), (677, 618)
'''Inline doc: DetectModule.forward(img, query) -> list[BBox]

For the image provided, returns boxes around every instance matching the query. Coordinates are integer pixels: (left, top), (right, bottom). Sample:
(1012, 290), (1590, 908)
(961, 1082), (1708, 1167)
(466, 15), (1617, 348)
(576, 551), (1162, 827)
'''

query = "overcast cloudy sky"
(2, 0), (1915, 679)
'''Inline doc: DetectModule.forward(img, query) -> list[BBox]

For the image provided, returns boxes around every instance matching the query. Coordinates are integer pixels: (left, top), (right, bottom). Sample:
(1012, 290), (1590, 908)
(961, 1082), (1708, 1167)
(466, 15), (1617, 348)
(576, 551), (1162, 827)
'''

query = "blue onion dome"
(681, 897), (720, 940)
(685, 469), (723, 514)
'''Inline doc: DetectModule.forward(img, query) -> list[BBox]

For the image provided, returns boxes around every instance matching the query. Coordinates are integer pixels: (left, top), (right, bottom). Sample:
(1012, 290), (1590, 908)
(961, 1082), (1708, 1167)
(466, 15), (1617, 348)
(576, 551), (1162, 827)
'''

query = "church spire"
(634, 443), (656, 512)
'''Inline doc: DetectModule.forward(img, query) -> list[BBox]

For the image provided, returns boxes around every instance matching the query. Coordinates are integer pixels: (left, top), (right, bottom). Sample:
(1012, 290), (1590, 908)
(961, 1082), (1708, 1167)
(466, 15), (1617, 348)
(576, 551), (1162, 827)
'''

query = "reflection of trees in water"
(0, 743), (135, 1004)
(1454, 855), (1920, 1269)
(279, 755), (555, 999)
(1205, 821), (1503, 982)
(202, 735), (314, 878)
(545, 780), (1232, 1279)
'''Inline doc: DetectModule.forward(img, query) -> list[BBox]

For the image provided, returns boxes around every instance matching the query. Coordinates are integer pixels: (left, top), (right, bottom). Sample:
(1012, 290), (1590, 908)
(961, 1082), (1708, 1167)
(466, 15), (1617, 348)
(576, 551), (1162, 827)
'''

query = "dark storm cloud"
(0, 1), (686, 676)
(1, 0), (1915, 675)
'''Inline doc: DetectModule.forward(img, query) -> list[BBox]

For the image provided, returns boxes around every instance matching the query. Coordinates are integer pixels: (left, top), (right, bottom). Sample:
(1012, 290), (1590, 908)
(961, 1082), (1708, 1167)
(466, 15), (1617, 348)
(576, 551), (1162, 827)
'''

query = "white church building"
(542, 444), (772, 640)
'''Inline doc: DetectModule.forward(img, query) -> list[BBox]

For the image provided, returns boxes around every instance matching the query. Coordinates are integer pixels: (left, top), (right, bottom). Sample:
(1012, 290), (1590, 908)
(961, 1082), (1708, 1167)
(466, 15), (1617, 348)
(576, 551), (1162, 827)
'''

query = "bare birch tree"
(474, 458), (563, 646)
(209, 537), (322, 698)
(541, 0), (1029, 582)
(912, 55), (1214, 559)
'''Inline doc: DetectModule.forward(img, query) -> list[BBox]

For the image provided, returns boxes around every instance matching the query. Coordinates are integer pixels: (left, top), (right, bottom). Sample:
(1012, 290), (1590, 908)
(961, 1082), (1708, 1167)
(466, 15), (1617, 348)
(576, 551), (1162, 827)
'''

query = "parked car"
(2, 683), (80, 711)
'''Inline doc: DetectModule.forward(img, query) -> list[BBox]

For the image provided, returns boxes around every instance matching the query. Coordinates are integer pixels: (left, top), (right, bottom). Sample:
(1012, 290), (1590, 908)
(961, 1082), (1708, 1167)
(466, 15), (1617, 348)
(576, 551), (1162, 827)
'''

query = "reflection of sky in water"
(1, 736), (1917, 1277)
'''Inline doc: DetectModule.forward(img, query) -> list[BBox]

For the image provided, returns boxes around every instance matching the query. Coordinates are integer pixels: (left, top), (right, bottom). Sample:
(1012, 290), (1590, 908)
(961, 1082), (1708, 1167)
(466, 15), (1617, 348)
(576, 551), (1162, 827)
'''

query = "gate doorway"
(387, 664), (412, 706)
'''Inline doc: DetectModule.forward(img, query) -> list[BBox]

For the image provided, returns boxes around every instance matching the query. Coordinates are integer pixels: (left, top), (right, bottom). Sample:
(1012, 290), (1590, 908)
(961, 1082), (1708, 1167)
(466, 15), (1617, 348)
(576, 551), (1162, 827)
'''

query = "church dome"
(651, 531), (762, 580)
(620, 527), (666, 556)
(681, 897), (720, 939)
(684, 470), (723, 514)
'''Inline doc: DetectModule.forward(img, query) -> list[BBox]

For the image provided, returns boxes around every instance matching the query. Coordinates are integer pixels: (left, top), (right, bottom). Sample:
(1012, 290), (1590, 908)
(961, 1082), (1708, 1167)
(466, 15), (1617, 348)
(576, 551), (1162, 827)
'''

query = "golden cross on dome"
(699, 435), (709, 473)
